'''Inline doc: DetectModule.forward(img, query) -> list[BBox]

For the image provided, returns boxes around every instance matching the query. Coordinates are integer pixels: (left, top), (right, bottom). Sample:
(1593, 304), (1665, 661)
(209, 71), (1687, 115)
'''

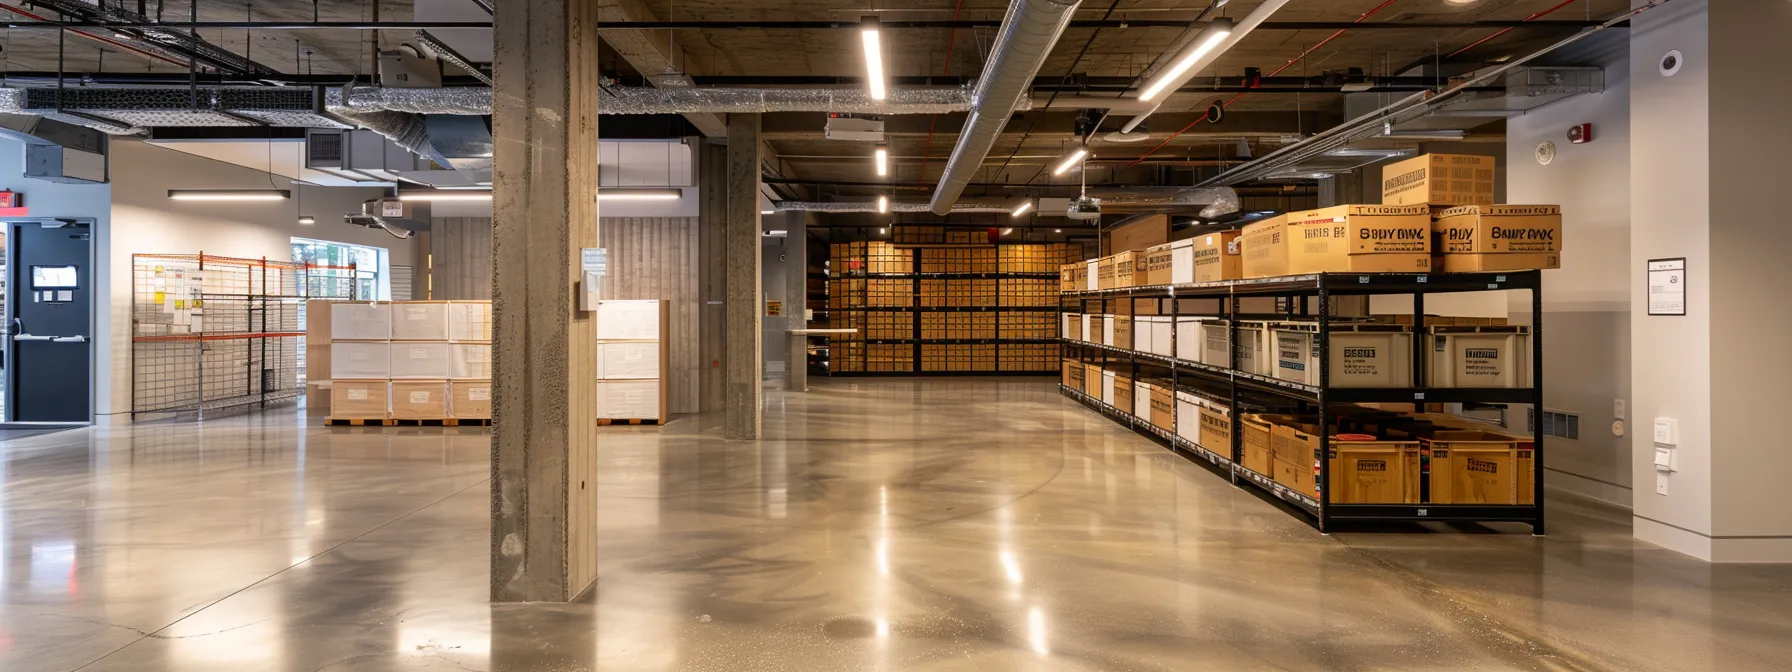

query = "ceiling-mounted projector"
(1066, 196), (1102, 221)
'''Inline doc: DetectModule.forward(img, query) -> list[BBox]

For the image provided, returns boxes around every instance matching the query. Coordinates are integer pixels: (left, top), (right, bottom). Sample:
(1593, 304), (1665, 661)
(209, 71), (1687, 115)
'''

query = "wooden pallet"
(324, 417), (492, 427)
(597, 418), (661, 426)
(324, 417), (396, 427)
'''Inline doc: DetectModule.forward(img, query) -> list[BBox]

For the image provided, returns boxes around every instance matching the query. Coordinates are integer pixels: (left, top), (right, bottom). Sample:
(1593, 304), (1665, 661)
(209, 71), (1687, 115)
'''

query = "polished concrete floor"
(3, 378), (1790, 671)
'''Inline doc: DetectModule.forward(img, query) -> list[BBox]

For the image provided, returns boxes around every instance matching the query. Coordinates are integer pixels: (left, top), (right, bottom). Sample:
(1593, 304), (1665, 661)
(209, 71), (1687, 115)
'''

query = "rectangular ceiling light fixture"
(1051, 149), (1089, 177)
(874, 144), (890, 177)
(877, 195), (889, 213)
(167, 189), (291, 201)
(598, 188), (683, 201)
(1012, 200), (1033, 217)
(398, 190), (493, 202)
(1139, 20), (1235, 102)
(861, 16), (887, 101)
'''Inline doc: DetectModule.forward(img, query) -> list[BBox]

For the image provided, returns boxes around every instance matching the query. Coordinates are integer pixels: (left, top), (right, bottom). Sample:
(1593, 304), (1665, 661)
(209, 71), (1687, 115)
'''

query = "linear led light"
(877, 195), (889, 213)
(1139, 20), (1235, 102)
(874, 144), (890, 177)
(598, 188), (683, 201)
(167, 189), (290, 201)
(763, 229), (789, 236)
(397, 191), (492, 202)
(1012, 200), (1033, 217)
(298, 215), (317, 225)
(1051, 149), (1089, 177)
(761, 209), (775, 215)
(861, 16), (887, 101)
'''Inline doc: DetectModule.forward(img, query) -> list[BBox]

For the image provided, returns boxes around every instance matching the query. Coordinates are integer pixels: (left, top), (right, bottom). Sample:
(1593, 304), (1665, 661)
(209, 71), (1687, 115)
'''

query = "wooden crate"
(450, 380), (493, 419)
(330, 379), (389, 420)
(391, 381), (450, 420)
(1426, 430), (1533, 505)
(1328, 441), (1422, 504)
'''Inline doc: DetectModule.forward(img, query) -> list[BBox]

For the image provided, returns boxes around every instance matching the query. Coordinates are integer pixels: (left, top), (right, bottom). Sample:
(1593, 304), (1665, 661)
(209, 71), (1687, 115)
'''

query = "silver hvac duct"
(773, 201), (1015, 214)
(1087, 186), (1241, 218)
(928, 0), (1082, 216)
(326, 85), (1002, 116)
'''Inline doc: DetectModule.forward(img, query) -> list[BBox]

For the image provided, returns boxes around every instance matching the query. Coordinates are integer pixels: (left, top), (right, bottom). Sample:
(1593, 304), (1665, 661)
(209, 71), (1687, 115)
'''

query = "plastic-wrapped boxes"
(331, 342), (390, 379)
(449, 301), (493, 341)
(391, 302), (451, 340)
(596, 380), (660, 420)
(331, 302), (391, 340)
(597, 342), (661, 379)
(1201, 320), (1269, 375)
(388, 342), (454, 379)
(1271, 323), (1414, 387)
(1428, 325), (1531, 388)
(451, 343), (492, 379)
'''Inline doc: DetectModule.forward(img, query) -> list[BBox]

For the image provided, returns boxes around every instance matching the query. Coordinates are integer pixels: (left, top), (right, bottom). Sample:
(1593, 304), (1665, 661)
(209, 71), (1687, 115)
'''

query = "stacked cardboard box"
(1242, 205), (1433, 278)
(1431, 205), (1563, 272)
(325, 301), (491, 421)
(596, 300), (668, 422)
(866, 312), (914, 340)
(1237, 409), (1533, 505)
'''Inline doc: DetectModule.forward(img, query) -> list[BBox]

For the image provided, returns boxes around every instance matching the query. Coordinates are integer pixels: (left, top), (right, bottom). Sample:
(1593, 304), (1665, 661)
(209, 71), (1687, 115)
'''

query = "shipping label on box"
(1433, 205), (1562, 254)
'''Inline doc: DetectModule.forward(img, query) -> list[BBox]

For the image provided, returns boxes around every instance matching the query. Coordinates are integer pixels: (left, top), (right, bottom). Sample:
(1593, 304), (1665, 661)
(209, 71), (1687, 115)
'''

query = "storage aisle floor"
(2, 378), (1789, 671)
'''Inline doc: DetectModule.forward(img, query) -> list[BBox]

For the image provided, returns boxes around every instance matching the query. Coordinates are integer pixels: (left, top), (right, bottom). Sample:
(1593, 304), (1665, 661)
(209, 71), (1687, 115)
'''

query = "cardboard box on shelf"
(1281, 204), (1434, 274)
(1084, 363), (1103, 398)
(1114, 373), (1134, 414)
(1144, 243), (1175, 286)
(330, 379), (388, 419)
(389, 342), (454, 379)
(1240, 215), (1290, 279)
(1199, 401), (1231, 456)
(1085, 260), (1099, 291)
(1175, 316), (1213, 364)
(1134, 380), (1154, 420)
(1112, 315), (1133, 350)
(1271, 323), (1414, 387)
(1101, 370), (1117, 406)
(1239, 414), (1274, 477)
(1175, 390), (1203, 445)
(1382, 153), (1497, 207)
(1097, 256), (1118, 290)
(1085, 314), (1103, 344)
(1191, 231), (1243, 283)
(1200, 320), (1269, 375)
(1432, 205), (1562, 254)
(391, 381), (450, 420)
(1274, 457), (1319, 499)
(1114, 250), (1145, 288)
(1426, 430), (1534, 505)
(1439, 252), (1561, 272)
(1328, 440), (1422, 504)
(1133, 315), (1156, 353)
(1168, 239), (1196, 285)
(1063, 358), (1084, 389)
(1060, 263), (1080, 292)
(1063, 313), (1083, 340)
(1150, 384), (1175, 432)
(1428, 325), (1532, 388)
(331, 302), (392, 341)
(450, 380), (492, 419)
(391, 302), (452, 340)
(1270, 421), (1322, 470)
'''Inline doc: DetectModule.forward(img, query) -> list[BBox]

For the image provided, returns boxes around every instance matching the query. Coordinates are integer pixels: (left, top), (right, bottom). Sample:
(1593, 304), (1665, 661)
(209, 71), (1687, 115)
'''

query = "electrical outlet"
(1656, 472), (1669, 496)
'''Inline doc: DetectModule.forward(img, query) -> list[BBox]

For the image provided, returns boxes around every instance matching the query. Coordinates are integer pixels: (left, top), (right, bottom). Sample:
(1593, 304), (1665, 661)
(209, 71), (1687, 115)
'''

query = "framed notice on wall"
(1647, 258), (1686, 316)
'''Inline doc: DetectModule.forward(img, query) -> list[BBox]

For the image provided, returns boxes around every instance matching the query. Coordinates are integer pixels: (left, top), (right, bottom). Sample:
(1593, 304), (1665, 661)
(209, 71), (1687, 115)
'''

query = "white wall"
(1506, 57), (1634, 505)
(97, 140), (408, 420)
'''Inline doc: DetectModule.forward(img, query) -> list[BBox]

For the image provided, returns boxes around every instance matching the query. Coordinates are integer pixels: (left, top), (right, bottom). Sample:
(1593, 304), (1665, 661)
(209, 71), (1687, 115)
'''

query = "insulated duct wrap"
(328, 85), (1000, 115)
(773, 201), (1014, 214)
(1086, 186), (1241, 217)
(929, 0), (1082, 215)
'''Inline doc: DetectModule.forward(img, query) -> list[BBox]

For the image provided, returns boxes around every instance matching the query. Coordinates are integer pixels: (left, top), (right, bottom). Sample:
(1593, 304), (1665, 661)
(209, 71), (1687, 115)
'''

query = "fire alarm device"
(1567, 123), (1593, 144)
(0, 191), (17, 208)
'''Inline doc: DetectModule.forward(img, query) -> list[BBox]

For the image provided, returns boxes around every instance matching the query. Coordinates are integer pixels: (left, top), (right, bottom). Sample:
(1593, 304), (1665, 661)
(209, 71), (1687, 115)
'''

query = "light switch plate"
(1653, 417), (1678, 446)
(1614, 399), (1626, 421)
(1656, 472), (1669, 495)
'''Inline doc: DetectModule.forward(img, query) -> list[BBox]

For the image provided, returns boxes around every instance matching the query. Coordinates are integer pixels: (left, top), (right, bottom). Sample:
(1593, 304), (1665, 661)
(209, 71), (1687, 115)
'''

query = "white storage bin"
(1175, 390), (1203, 445)
(1271, 323), (1413, 387)
(595, 300), (661, 340)
(1169, 239), (1196, 285)
(331, 342), (390, 379)
(449, 302), (492, 341)
(1101, 314), (1117, 347)
(1134, 381), (1153, 419)
(597, 380), (660, 419)
(1062, 313), (1077, 340)
(331, 302), (391, 341)
(1428, 326), (1531, 388)
(598, 342), (661, 380)
(1085, 260), (1099, 291)
(1134, 316), (1156, 354)
(389, 342), (454, 379)
(1176, 317), (1215, 363)
(451, 343), (493, 379)
(1081, 316), (1092, 343)
(1201, 320), (1269, 375)
(1150, 316), (1174, 357)
(1101, 371), (1117, 406)
(390, 302), (451, 340)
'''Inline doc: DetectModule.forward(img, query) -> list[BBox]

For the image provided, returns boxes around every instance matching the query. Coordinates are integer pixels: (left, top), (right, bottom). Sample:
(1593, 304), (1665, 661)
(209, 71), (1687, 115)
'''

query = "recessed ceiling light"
(878, 195), (889, 213)
(874, 144), (890, 177)
(861, 16), (887, 101)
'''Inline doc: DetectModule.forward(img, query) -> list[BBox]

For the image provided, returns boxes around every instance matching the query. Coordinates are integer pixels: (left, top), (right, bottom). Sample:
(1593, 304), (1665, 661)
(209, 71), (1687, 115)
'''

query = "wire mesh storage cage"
(131, 253), (357, 419)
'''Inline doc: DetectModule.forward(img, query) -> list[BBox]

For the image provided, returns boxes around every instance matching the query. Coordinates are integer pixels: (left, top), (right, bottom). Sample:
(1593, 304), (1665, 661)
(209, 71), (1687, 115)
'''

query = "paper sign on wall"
(766, 300), (783, 317)
(1648, 258), (1686, 316)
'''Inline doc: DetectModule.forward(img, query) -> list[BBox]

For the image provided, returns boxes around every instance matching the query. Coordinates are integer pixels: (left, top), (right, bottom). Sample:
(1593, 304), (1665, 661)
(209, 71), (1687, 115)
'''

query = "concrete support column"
(786, 214), (809, 392)
(697, 140), (728, 413)
(724, 115), (763, 439)
(489, 0), (600, 601)
(1629, 0), (1792, 561)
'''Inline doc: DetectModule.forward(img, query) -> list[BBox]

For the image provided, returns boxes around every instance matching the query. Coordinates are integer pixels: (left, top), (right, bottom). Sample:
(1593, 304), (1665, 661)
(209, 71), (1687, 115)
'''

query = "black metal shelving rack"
(1059, 271), (1545, 534)
(828, 248), (1064, 376)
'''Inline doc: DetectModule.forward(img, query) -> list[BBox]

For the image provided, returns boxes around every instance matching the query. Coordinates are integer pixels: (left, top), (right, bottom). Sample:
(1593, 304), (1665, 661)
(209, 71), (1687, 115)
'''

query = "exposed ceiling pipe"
(326, 85), (1008, 115)
(413, 30), (493, 86)
(928, 0), (1083, 216)
(1120, 0), (1292, 134)
(1200, 0), (1673, 187)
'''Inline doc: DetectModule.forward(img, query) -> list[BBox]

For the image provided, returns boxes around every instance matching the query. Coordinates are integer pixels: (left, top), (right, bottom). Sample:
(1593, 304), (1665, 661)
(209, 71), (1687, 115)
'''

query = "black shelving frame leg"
(1317, 285), (1331, 534)
(1532, 280), (1547, 536)
(1226, 293), (1240, 485)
